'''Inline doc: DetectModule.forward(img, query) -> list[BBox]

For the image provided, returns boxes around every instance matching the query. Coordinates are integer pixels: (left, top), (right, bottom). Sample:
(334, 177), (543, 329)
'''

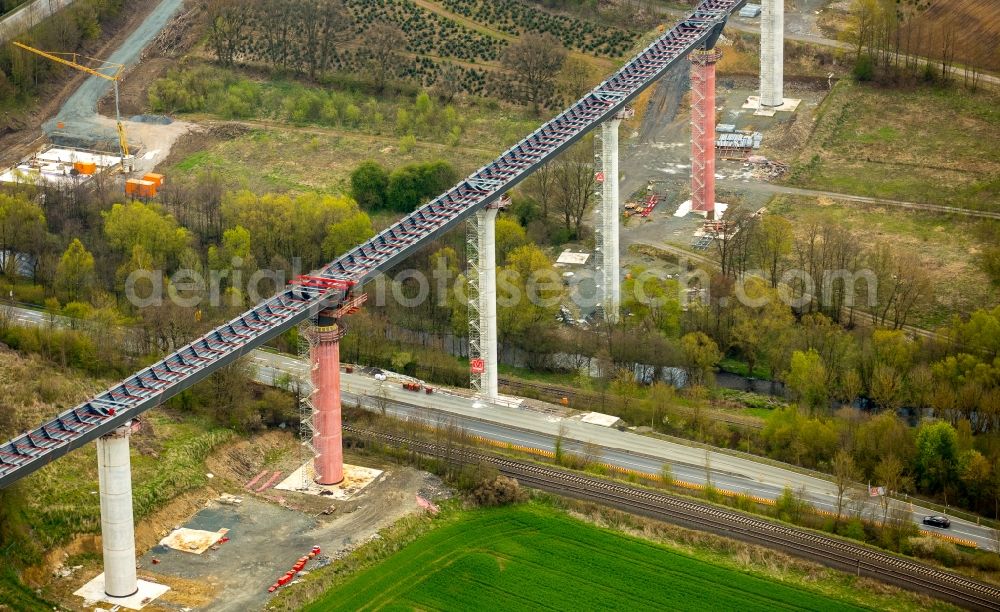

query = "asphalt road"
(248, 348), (999, 552)
(2, 302), (995, 549)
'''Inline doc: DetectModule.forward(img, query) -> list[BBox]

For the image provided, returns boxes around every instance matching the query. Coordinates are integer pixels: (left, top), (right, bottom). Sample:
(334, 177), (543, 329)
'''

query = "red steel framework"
(690, 48), (722, 220)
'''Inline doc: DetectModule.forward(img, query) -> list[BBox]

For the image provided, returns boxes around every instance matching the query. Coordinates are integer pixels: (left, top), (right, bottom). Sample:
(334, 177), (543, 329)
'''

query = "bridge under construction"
(0, 0), (799, 602)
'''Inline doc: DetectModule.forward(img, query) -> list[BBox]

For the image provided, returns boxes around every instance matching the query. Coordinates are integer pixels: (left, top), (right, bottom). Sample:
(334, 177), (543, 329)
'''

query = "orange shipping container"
(125, 179), (157, 198)
(74, 161), (97, 175)
(142, 172), (165, 187)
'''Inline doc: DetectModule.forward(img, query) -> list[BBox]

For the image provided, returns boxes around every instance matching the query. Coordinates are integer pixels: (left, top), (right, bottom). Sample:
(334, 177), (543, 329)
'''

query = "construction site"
(0, 0), (998, 610)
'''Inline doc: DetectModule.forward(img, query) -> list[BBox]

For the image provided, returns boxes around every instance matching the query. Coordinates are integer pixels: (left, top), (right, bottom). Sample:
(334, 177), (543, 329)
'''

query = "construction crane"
(12, 42), (134, 172)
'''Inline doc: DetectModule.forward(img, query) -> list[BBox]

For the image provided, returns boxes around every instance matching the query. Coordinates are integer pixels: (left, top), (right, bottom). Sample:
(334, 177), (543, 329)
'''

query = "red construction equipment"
(268, 546), (324, 593)
(639, 194), (659, 217)
(293, 276), (355, 291)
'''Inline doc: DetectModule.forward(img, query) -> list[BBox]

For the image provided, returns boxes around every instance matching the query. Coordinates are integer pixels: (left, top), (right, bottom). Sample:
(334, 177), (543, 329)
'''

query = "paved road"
(42, 0), (184, 142)
(249, 349), (999, 551)
(717, 180), (1000, 220)
(3, 302), (994, 549)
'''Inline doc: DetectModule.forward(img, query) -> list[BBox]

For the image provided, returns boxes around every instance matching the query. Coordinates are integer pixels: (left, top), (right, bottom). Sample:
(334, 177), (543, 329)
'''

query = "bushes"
(386, 160), (457, 212)
(151, 68), (469, 143)
(471, 474), (526, 506)
(351, 161), (390, 210)
(853, 54), (875, 82)
(345, 0), (505, 63)
(352, 159), (458, 213)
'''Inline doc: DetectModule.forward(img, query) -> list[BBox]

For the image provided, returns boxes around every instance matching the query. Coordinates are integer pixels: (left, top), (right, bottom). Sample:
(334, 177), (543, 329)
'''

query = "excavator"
(12, 42), (134, 173)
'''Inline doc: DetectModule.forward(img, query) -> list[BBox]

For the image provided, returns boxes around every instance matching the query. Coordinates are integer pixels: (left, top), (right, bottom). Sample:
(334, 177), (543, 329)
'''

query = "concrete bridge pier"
(598, 117), (621, 323)
(760, 0), (784, 108)
(96, 423), (138, 598)
(312, 311), (346, 485)
(596, 107), (633, 323)
(475, 207), (499, 402)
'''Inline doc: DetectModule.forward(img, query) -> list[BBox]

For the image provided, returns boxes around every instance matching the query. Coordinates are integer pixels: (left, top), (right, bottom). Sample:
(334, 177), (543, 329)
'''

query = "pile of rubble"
(745, 155), (789, 180)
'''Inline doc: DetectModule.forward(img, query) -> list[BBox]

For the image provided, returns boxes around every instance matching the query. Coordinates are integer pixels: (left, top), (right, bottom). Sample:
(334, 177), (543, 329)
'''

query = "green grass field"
(305, 505), (865, 611)
(790, 81), (999, 211)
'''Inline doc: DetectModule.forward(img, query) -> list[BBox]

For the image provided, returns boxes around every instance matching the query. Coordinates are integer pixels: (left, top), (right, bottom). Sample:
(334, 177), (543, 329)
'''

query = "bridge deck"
(0, 0), (745, 489)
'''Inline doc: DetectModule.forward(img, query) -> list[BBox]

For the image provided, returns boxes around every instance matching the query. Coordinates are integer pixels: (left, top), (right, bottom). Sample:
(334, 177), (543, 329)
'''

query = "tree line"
(845, 0), (988, 87)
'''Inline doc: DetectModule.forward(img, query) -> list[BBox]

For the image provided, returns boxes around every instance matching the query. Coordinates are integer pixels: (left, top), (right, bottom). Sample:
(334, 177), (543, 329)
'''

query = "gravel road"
(42, 0), (183, 145)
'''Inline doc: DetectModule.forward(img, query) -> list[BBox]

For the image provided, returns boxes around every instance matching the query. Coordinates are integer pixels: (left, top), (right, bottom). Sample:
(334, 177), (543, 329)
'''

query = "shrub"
(837, 518), (866, 542)
(910, 536), (961, 567)
(350, 161), (390, 210)
(398, 133), (417, 154)
(852, 54), (874, 82)
(471, 474), (525, 506)
(385, 160), (457, 212)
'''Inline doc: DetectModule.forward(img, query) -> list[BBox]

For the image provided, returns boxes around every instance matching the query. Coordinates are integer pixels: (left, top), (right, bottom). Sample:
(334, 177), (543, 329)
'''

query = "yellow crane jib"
(12, 42), (134, 173)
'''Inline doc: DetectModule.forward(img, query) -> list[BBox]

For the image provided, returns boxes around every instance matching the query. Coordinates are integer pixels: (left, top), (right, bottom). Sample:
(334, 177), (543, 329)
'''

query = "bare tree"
(433, 62), (464, 104)
(502, 32), (567, 113)
(363, 23), (404, 91)
(873, 454), (911, 526)
(524, 159), (556, 218)
(552, 140), (594, 236)
(259, 0), (293, 69)
(710, 203), (757, 279)
(558, 56), (591, 103)
(832, 448), (859, 523)
(206, 0), (250, 66)
(301, 0), (353, 78)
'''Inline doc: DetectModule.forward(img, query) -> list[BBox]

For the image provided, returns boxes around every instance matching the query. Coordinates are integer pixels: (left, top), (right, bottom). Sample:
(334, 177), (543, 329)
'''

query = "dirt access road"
(38, 0), (193, 173)
(135, 464), (447, 612)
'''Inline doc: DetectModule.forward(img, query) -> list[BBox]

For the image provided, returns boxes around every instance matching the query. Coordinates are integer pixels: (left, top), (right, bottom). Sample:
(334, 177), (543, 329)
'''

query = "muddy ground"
(0, 0), (170, 167)
(615, 66), (831, 276)
(46, 432), (451, 611)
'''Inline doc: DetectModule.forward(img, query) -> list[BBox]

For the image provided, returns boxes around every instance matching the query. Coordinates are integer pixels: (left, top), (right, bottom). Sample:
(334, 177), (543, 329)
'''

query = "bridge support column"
(595, 108), (632, 323)
(468, 207), (499, 402)
(690, 48), (721, 220)
(97, 423), (137, 598)
(760, 0), (784, 108)
(312, 312), (345, 485)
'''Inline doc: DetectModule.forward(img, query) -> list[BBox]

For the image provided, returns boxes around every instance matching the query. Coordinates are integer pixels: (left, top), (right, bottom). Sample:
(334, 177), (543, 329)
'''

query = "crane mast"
(12, 42), (134, 173)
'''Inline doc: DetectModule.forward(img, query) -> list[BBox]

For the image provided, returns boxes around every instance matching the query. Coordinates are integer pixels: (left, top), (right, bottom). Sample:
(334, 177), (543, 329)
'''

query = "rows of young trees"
(207, 0), (502, 85)
(204, 0), (595, 112)
(442, 0), (640, 57)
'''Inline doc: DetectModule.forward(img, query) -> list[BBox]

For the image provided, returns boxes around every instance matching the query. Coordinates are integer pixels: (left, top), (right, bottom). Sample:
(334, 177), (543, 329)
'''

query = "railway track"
(348, 426), (1000, 610)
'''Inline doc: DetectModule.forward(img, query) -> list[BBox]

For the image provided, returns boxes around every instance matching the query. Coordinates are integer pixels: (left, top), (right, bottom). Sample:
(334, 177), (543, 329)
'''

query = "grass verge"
(789, 80), (1000, 212)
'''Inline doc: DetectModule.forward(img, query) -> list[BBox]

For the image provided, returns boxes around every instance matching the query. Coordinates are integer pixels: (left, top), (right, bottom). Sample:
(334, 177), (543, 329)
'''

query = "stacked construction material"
(268, 546), (322, 593)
